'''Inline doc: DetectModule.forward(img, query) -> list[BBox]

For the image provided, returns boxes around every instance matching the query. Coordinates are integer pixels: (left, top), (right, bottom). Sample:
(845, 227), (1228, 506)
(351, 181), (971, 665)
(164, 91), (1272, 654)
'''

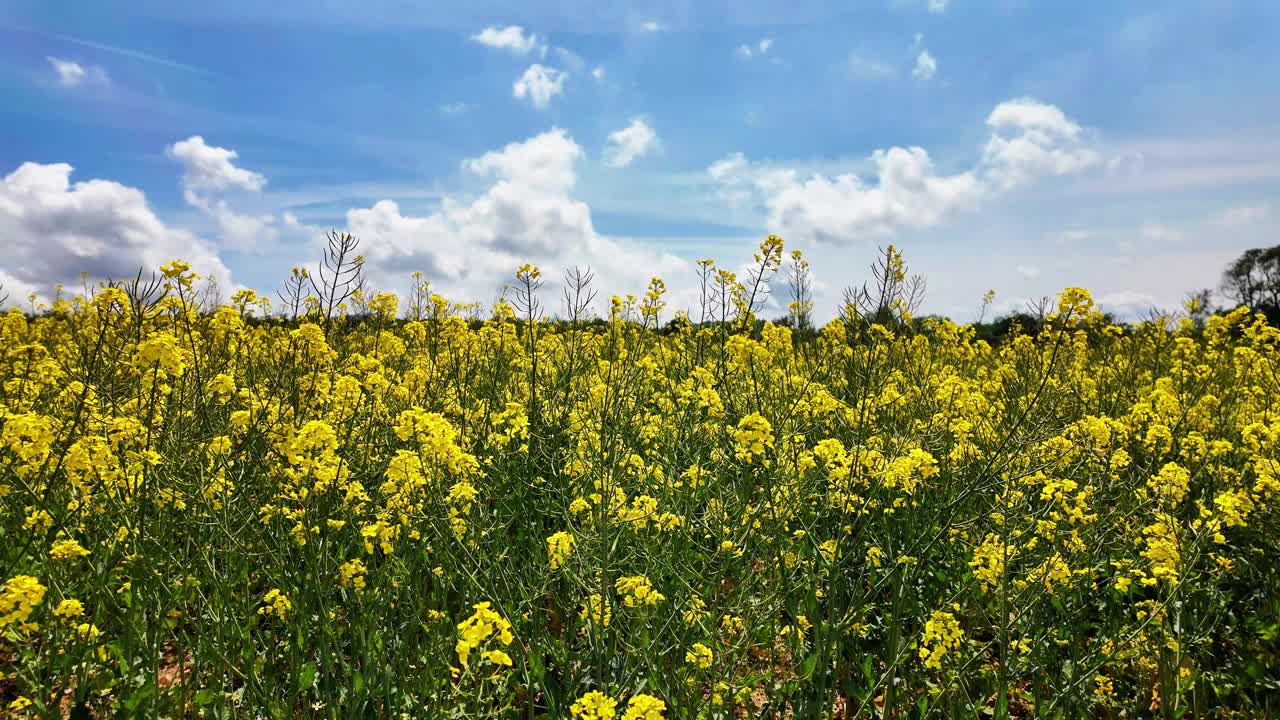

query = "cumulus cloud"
(912, 49), (937, 80)
(167, 136), (266, 199)
(0, 161), (231, 303)
(345, 129), (689, 310)
(166, 136), (283, 251)
(592, 65), (606, 80)
(707, 98), (1102, 244)
(471, 25), (545, 56)
(46, 57), (109, 88)
(928, 0), (950, 13)
(640, 20), (666, 32)
(513, 64), (567, 109)
(710, 148), (983, 244)
(981, 98), (1103, 190)
(603, 119), (659, 168)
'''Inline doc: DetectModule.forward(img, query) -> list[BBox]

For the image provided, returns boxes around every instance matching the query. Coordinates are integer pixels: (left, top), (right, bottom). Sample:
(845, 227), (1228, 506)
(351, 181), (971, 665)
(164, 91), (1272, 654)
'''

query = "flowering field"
(2, 239), (1279, 718)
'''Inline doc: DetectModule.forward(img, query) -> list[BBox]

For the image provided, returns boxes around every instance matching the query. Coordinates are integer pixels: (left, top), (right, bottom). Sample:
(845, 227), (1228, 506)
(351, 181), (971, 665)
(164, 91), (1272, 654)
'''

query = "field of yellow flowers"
(2, 238), (1279, 718)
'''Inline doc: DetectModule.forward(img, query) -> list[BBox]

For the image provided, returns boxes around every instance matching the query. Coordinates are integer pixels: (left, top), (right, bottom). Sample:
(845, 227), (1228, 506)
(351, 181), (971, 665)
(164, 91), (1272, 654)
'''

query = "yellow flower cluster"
(455, 601), (514, 672)
(258, 589), (292, 619)
(547, 530), (575, 570)
(615, 575), (665, 608)
(919, 610), (964, 669)
(0, 575), (47, 629)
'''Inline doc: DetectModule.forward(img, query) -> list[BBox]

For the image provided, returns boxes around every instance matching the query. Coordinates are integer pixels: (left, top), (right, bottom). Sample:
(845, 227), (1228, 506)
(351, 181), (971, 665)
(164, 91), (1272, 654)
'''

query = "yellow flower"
(571, 690), (618, 719)
(615, 575), (664, 608)
(455, 601), (513, 671)
(547, 531), (575, 570)
(53, 598), (84, 619)
(732, 413), (774, 464)
(580, 593), (612, 629)
(258, 589), (292, 619)
(76, 622), (101, 640)
(338, 559), (367, 592)
(0, 575), (47, 629)
(918, 610), (964, 669)
(685, 642), (713, 669)
(720, 614), (746, 637)
(50, 539), (91, 561)
(622, 693), (666, 720)
(22, 508), (52, 533)
(865, 545), (884, 568)
(483, 649), (513, 667)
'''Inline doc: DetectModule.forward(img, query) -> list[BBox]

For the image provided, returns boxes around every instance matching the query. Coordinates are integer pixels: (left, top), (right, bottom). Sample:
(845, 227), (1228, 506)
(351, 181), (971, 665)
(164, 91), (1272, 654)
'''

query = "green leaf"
(298, 662), (318, 692)
(799, 652), (818, 679)
(194, 688), (220, 707)
(528, 650), (545, 681)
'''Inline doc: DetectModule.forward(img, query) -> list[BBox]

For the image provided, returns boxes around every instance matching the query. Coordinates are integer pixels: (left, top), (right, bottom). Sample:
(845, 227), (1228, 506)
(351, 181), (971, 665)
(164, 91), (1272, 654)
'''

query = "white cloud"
(471, 25), (545, 56)
(1214, 204), (1269, 226)
(1048, 229), (1100, 245)
(550, 47), (587, 74)
(640, 20), (666, 32)
(439, 101), (469, 115)
(1016, 264), (1041, 278)
(982, 98), (1103, 190)
(708, 98), (1103, 245)
(167, 136), (266, 198)
(166, 136), (284, 251)
(1141, 222), (1184, 243)
(603, 119), (659, 168)
(709, 146), (984, 244)
(1097, 290), (1164, 318)
(849, 55), (897, 80)
(463, 128), (582, 192)
(928, 0), (950, 13)
(0, 161), (231, 303)
(46, 57), (109, 88)
(735, 37), (775, 59)
(513, 64), (567, 109)
(592, 65), (606, 80)
(912, 49), (937, 80)
(346, 129), (689, 309)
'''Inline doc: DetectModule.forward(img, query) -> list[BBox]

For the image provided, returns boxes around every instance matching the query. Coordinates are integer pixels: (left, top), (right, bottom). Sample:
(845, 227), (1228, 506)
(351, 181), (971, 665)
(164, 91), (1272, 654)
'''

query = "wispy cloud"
(46, 57), (110, 88)
(12, 24), (219, 77)
(735, 37), (774, 60)
(1213, 204), (1270, 227)
(848, 54), (896, 80)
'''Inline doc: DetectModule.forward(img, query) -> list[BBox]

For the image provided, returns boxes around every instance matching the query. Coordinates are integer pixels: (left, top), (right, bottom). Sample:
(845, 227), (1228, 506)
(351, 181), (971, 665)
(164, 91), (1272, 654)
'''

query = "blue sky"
(2, 0), (1279, 320)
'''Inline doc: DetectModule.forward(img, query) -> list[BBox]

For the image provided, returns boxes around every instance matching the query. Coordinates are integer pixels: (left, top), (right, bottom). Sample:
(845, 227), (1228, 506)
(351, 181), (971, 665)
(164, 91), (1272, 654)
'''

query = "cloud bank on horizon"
(2, 1), (1279, 321)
